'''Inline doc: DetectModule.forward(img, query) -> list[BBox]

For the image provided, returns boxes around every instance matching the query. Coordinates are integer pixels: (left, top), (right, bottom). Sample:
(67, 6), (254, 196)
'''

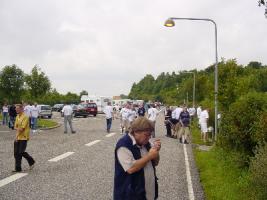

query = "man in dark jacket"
(178, 106), (191, 144)
(114, 117), (161, 200)
(9, 104), (17, 130)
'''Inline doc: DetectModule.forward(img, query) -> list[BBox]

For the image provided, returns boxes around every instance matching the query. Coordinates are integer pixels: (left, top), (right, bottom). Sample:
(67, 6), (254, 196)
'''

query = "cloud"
(0, 0), (266, 96)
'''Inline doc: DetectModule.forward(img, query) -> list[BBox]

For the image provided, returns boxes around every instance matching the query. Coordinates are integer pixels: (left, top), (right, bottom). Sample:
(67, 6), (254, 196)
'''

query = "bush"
(218, 92), (267, 164)
(249, 143), (267, 199)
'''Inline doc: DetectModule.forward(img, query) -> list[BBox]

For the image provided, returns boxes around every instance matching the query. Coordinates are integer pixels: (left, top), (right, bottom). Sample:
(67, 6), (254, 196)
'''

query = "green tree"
(25, 66), (51, 99)
(79, 90), (88, 98)
(0, 65), (24, 103)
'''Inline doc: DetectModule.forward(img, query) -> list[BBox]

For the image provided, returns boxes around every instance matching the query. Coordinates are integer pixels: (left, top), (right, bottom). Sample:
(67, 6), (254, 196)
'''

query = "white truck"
(81, 95), (112, 113)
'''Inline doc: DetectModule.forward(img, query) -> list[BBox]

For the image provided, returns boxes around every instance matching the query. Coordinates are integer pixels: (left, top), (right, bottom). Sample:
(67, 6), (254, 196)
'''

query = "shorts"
(200, 123), (208, 133)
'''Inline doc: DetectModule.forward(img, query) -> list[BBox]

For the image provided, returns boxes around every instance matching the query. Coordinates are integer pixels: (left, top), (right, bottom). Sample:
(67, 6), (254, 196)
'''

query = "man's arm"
(117, 147), (159, 174)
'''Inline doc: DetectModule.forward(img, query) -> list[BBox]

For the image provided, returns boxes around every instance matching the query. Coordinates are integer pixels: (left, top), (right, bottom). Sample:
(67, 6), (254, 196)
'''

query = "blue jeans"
(2, 112), (8, 125)
(31, 117), (38, 130)
(9, 116), (16, 129)
(106, 118), (112, 132)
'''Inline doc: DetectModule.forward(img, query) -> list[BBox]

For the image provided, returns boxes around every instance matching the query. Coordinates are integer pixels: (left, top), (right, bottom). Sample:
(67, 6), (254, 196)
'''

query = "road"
(0, 112), (204, 200)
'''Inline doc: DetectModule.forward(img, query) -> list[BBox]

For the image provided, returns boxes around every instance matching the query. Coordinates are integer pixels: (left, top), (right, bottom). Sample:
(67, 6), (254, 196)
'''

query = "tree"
(79, 90), (88, 98)
(258, 0), (267, 17)
(0, 65), (24, 103)
(25, 66), (51, 99)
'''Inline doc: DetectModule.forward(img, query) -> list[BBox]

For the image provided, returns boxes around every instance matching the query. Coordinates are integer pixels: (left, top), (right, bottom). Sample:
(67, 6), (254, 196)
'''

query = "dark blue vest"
(113, 134), (158, 200)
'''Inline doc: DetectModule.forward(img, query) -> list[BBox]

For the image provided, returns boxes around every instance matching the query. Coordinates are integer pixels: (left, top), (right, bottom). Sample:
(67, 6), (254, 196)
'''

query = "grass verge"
(38, 118), (58, 129)
(191, 122), (250, 200)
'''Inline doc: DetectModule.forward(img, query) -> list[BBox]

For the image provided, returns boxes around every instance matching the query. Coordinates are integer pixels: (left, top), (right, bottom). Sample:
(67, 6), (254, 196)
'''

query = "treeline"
(129, 59), (267, 198)
(0, 64), (87, 105)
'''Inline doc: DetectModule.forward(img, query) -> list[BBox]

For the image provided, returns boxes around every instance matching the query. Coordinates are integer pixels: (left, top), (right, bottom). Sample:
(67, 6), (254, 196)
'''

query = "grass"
(191, 120), (251, 200)
(37, 118), (58, 129)
(194, 148), (250, 200)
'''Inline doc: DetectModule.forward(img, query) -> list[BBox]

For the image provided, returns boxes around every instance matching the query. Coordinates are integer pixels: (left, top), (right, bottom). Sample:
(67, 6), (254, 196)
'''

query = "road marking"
(0, 173), (28, 188)
(183, 144), (195, 200)
(0, 131), (10, 133)
(48, 152), (74, 162)
(85, 140), (101, 146)
(106, 132), (117, 137)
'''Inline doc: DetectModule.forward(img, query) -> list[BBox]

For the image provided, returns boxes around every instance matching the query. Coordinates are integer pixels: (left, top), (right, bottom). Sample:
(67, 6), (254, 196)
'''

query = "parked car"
(38, 105), (52, 118)
(52, 104), (64, 112)
(73, 104), (88, 118)
(79, 103), (97, 117)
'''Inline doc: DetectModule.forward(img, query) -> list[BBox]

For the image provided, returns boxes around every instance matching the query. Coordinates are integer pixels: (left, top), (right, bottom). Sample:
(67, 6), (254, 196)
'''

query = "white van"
(37, 105), (52, 118)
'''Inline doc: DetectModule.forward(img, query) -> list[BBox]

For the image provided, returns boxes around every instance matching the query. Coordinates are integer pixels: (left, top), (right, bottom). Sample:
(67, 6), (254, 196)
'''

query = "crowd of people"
(1, 102), (40, 133)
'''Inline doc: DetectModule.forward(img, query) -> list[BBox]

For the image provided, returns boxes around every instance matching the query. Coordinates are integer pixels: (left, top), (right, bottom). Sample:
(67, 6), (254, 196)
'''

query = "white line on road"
(0, 173), (28, 188)
(183, 144), (195, 200)
(48, 152), (75, 162)
(105, 132), (117, 137)
(85, 140), (101, 146)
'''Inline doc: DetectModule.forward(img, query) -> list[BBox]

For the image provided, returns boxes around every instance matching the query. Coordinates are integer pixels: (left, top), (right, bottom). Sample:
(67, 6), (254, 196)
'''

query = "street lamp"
(164, 17), (219, 140)
(183, 71), (196, 108)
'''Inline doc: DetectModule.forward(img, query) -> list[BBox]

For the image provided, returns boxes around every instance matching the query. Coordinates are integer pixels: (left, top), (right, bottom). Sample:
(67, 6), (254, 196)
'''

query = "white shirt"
(103, 105), (113, 119)
(31, 106), (40, 118)
(173, 107), (183, 120)
(62, 105), (73, 116)
(128, 110), (137, 122)
(24, 105), (32, 117)
(120, 108), (130, 120)
(200, 110), (209, 124)
(188, 107), (196, 116)
(197, 107), (202, 118)
(117, 134), (155, 200)
(2, 106), (8, 113)
(147, 107), (158, 122)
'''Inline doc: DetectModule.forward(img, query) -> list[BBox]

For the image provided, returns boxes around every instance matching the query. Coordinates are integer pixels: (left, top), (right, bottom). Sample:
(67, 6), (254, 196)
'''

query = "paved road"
(0, 112), (204, 200)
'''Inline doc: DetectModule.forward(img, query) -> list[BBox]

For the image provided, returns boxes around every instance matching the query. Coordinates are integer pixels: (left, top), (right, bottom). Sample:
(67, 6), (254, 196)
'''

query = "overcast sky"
(0, 0), (266, 96)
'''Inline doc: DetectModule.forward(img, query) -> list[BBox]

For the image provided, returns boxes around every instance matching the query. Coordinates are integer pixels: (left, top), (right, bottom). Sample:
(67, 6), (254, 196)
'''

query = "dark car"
(79, 103), (97, 117)
(52, 104), (64, 112)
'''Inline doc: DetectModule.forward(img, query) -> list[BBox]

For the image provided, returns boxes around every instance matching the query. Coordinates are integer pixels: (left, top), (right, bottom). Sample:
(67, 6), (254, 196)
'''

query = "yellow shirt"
(15, 113), (30, 140)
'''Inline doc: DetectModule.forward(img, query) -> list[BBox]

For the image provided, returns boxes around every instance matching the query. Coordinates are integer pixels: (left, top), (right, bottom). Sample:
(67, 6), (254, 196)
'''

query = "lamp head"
(164, 18), (175, 27)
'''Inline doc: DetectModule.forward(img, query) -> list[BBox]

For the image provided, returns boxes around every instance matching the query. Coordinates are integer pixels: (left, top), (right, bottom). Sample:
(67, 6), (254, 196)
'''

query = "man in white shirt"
(30, 103), (40, 133)
(200, 108), (209, 142)
(23, 102), (32, 128)
(120, 103), (131, 134)
(147, 104), (160, 138)
(62, 104), (76, 134)
(197, 105), (202, 127)
(103, 102), (114, 133)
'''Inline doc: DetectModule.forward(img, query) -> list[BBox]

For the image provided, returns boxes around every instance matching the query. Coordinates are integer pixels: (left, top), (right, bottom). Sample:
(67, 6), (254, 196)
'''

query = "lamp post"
(164, 17), (218, 140)
(183, 71), (196, 108)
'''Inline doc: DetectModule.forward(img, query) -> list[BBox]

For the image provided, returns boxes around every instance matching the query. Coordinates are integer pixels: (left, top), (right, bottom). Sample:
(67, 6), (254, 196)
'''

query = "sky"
(0, 0), (266, 96)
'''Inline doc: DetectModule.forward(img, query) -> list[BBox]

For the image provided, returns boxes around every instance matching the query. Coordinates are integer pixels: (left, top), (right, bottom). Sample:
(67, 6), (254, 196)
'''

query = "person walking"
(170, 104), (183, 138)
(147, 104), (159, 138)
(8, 104), (17, 130)
(13, 104), (35, 172)
(164, 106), (172, 137)
(120, 103), (131, 134)
(197, 105), (202, 128)
(30, 103), (40, 133)
(178, 106), (191, 144)
(2, 103), (9, 126)
(103, 102), (114, 133)
(114, 117), (161, 200)
(137, 103), (146, 117)
(62, 103), (76, 134)
(23, 102), (32, 128)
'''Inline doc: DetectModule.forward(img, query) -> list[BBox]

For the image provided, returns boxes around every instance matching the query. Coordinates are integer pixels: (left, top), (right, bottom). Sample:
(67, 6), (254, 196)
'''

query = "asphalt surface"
(0, 112), (204, 200)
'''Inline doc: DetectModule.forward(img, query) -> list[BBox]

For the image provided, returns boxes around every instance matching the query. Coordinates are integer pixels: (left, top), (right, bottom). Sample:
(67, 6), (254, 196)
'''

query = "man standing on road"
(62, 103), (76, 134)
(200, 108), (209, 142)
(114, 117), (161, 200)
(103, 102), (114, 133)
(13, 104), (35, 172)
(147, 104), (159, 138)
(8, 104), (17, 130)
(178, 106), (191, 144)
(120, 103), (131, 134)
(30, 103), (40, 133)
(137, 103), (146, 117)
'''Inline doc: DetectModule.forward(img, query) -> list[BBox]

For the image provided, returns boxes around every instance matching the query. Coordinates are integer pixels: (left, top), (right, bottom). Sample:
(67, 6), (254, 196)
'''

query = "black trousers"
(14, 140), (35, 171)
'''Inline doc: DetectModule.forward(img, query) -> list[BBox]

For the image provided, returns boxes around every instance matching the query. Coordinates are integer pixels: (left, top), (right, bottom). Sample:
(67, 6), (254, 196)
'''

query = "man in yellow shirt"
(13, 104), (35, 172)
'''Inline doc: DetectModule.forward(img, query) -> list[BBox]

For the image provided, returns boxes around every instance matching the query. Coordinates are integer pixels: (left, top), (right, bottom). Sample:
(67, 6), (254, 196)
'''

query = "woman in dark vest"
(114, 117), (161, 200)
